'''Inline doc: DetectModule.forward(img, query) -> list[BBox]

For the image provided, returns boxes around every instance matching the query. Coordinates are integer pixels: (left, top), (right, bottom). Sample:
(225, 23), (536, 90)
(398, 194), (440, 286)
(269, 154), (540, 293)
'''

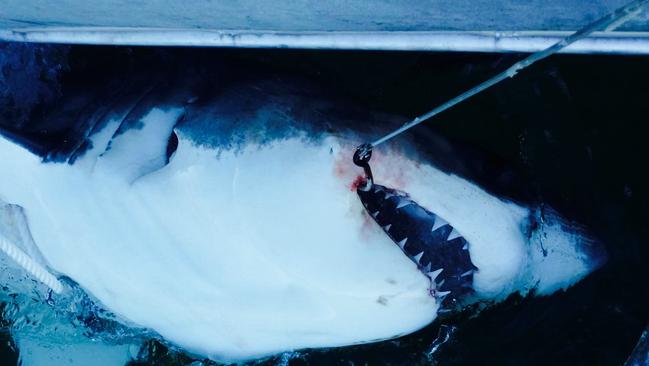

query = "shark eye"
(165, 130), (178, 164)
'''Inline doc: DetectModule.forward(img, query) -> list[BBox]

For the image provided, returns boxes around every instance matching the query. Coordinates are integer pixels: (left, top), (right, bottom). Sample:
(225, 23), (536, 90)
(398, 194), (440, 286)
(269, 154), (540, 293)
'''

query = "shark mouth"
(357, 183), (478, 312)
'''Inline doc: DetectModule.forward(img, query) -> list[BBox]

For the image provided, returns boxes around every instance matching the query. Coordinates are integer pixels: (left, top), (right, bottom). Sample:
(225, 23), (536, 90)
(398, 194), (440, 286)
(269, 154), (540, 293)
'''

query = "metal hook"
(353, 143), (374, 191)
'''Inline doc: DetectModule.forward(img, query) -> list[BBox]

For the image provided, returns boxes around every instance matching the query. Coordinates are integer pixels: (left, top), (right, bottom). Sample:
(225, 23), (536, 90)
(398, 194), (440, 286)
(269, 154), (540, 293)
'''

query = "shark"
(0, 72), (605, 363)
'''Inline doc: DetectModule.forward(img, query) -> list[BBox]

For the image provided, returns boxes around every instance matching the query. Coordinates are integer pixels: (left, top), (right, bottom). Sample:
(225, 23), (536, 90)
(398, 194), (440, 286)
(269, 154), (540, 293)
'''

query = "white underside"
(0, 109), (439, 361)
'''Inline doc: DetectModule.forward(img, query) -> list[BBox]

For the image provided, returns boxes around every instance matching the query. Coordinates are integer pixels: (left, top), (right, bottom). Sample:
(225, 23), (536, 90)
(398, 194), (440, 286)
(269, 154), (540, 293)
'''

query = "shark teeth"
(394, 189), (409, 197)
(435, 290), (451, 299)
(460, 270), (474, 277)
(447, 228), (462, 241)
(423, 263), (432, 273)
(428, 268), (443, 281)
(396, 199), (413, 209)
(413, 252), (424, 263)
(431, 216), (449, 232)
(382, 224), (392, 232)
(397, 238), (408, 249)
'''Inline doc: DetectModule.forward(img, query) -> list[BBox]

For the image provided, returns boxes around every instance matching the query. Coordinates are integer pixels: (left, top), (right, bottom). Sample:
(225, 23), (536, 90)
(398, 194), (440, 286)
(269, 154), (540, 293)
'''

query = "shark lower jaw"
(357, 183), (478, 312)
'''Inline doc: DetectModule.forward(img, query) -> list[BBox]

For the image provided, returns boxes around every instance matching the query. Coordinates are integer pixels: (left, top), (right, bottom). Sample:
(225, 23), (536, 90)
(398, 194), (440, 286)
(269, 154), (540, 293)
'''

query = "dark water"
(1, 45), (649, 365)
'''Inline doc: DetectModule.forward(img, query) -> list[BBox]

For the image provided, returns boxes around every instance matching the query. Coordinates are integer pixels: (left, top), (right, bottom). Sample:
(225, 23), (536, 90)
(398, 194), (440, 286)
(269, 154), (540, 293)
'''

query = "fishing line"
(357, 0), (648, 158)
(350, 0), (648, 312)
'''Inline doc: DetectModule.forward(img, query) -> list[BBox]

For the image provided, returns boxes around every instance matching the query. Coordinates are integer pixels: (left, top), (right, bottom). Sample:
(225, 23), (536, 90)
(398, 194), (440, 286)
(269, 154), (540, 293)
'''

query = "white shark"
(0, 80), (604, 363)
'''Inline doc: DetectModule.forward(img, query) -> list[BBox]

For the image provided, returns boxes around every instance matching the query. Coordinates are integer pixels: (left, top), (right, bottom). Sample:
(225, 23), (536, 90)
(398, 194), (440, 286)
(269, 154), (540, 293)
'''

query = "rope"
(369, 0), (649, 148)
(0, 234), (64, 294)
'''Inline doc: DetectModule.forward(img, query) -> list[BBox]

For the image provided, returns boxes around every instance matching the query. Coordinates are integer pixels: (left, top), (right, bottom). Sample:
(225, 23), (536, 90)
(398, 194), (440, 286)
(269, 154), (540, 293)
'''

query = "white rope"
(370, 0), (649, 148)
(0, 234), (64, 294)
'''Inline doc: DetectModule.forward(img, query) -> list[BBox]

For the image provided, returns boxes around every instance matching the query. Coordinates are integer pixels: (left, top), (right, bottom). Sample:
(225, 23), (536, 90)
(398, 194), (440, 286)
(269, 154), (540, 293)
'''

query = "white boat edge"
(2, 28), (649, 54)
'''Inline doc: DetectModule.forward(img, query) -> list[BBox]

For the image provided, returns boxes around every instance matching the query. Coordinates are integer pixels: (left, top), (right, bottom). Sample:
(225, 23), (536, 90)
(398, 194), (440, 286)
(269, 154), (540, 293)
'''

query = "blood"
(331, 143), (410, 194)
(350, 175), (366, 191)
